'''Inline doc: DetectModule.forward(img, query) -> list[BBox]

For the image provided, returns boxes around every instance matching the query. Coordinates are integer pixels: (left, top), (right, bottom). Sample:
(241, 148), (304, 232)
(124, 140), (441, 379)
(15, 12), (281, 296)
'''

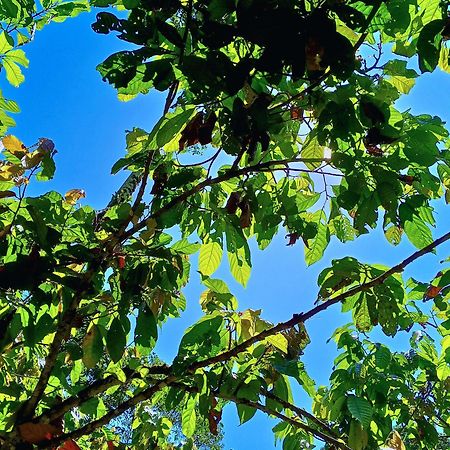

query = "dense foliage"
(1, 0), (450, 448)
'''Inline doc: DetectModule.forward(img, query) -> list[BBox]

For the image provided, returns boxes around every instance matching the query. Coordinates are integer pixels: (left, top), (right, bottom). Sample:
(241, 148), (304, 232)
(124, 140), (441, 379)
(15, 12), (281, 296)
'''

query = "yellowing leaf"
(266, 334), (289, 354)
(438, 46), (450, 73)
(0, 162), (24, 181)
(65, 189), (86, 205)
(384, 430), (406, 450)
(21, 150), (44, 169)
(387, 75), (415, 94)
(2, 135), (26, 156)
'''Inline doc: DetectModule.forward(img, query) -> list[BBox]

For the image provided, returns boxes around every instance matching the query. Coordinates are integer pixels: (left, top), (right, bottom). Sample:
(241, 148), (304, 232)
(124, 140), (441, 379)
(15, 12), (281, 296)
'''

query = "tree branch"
(218, 394), (351, 450)
(117, 156), (330, 243)
(33, 364), (170, 425)
(188, 229), (450, 371)
(38, 376), (177, 449)
(261, 388), (337, 438)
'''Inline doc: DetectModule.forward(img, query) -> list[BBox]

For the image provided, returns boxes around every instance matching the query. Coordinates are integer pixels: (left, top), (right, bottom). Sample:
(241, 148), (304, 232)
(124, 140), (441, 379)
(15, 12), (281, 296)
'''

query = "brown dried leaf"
(179, 112), (204, 150)
(225, 192), (241, 214)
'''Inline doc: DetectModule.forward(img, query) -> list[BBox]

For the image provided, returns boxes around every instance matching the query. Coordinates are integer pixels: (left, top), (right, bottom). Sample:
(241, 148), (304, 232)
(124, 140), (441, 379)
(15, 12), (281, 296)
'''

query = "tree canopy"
(1, 0), (450, 449)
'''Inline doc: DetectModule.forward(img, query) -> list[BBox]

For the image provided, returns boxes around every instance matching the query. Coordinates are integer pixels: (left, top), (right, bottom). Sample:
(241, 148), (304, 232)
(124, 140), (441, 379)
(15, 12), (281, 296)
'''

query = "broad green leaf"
(266, 334), (289, 354)
(438, 46), (450, 73)
(202, 277), (230, 294)
(198, 241), (223, 276)
(384, 225), (402, 246)
(171, 238), (201, 254)
(375, 345), (392, 369)
(228, 249), (251, 287)
(134, 307), (158, 349)
(348, 420), (368, 450)
(106, 317), (127, 363)
(353, 294), (372, 332)
(417, 19), (444, 73)
(82, 324), (103, 369)
(5, 49), (29, 67)
(0, 31), (13, 53)
(386, 75), (415, 94)
(155, 108), (196, 148)
(347, 395), (373, 429)
(301, 135), (324, 169)
(236, 403), (257, 424)
(3, 58), (25, 87)
(305, 213), (330, 266)
(404, 218), (433, 249)
(181, 395), (197, 438)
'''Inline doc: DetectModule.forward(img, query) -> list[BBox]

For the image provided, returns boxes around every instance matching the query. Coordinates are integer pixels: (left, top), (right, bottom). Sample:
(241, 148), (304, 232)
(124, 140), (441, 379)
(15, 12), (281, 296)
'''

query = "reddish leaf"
(179, 112), (204, 150)
(19, 422), (58, 444)
(59, 439), (81, 450)
(365, 144), (383, 156)
(286, 232), (299, 246)
(208, 397), (222, 436)
(239, 200), (252, 228)
(107, 441), (117, 450)
(424, 285), (442, 299)
(398, 174), (415, 185)
(290, 107), (303, 120)
(117, 255), (126, 269)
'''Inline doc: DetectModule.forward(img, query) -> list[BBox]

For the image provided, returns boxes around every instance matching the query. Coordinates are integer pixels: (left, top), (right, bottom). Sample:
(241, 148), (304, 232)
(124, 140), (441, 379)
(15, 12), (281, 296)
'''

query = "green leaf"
(417, 19), (444, 73)
(181, 395), (197, 438)
(404, 217), (433, 249)
(171, 238), (201, 255)
(155, 108), (196, 148)
(404, 128), (439, 166)
(202, 277), (230, 294)
(384, 225), (402, 246)
(353, 294), (372, 332)
(6, 49), (29, 67)
(134, 307), (158, 348)
(375, 345), (392, 369)
(82, 324), (104, 369)
(301, 135), (325, 169)
(228, 249), (251, 287)
(348, 419), (368, 450)
(0, 31), (13, 53)
(236, 403), (257, 424)
(198, 241), (223, 276)
(3, 58), (25, 87)
(305, 212), (330, 266)
(347, 395), (373, 429)
(106, 317), (127, 363)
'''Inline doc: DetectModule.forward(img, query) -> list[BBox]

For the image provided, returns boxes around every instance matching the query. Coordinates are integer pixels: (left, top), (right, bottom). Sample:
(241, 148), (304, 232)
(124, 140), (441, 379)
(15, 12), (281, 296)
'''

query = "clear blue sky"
(3, 12), (450, 449)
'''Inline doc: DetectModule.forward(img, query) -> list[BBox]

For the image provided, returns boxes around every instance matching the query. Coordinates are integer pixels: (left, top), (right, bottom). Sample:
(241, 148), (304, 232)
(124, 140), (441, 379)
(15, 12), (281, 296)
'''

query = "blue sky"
(3, 12), (450, 449)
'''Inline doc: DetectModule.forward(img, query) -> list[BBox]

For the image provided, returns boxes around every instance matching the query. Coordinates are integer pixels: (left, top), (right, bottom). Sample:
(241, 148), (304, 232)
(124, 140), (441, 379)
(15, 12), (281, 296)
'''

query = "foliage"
(1, 0), (450, 449)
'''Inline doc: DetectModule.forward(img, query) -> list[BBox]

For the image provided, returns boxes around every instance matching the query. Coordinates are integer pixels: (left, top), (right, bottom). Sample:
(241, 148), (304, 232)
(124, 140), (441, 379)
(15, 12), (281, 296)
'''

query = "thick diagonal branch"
(188, 230), (450, 371)
(38, 376), (177, 448)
